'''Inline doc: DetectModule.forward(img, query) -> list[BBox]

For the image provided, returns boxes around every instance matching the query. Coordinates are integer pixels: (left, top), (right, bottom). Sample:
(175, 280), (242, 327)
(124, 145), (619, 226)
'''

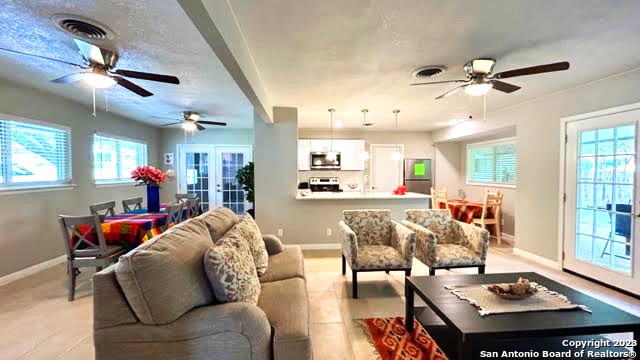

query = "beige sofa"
(93, 207), (311, 360)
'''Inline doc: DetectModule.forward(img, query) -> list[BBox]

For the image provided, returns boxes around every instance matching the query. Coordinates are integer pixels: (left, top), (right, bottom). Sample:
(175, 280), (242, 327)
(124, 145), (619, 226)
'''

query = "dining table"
(75, 204), (189, 250)
(440, 198), (487, 223)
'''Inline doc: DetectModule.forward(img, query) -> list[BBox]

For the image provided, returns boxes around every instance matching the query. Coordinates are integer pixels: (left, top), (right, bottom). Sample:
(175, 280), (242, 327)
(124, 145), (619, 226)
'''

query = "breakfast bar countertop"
(295, 191), (431, 200)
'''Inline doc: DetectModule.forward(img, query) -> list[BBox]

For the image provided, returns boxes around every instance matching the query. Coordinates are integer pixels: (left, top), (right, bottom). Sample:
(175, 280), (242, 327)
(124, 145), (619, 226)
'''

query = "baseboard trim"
(300, 243), (341, 250)
(493, 232), (515, 245)
(0, 255), (66, 287)
(513, 248), (561, 270)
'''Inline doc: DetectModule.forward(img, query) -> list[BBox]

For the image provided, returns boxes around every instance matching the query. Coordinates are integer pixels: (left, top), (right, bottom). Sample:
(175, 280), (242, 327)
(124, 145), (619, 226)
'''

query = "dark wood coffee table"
(405, 272), (640, 360)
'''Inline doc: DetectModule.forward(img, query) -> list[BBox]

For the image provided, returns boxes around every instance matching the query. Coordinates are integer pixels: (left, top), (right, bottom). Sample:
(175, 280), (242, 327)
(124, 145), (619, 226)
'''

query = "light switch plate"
(326, 228), (332, 236)
(277, 228), (284, 237)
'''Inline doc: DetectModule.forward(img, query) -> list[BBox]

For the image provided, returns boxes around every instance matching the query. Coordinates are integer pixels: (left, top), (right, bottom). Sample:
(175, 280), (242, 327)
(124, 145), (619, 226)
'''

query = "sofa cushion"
(204, 234), (261, 305)
(115, 218), (214, 325)
(234, 215), (269, 276)
(197, 207), (239, 243)
(259, 245), (305, 283)
(258, 277), (311, 360)
(262, 234), (284, 255)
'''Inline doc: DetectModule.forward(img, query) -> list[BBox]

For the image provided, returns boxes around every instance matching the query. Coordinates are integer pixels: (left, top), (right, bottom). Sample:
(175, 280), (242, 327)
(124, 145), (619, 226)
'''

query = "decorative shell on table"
(484, 277), (538, 300)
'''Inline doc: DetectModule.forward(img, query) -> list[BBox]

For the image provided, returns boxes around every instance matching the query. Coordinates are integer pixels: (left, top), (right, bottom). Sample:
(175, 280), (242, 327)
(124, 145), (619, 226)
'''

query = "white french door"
(177, 144), (252, 214)
(214, 146), (253, 214)
(563, 108), (640, 295)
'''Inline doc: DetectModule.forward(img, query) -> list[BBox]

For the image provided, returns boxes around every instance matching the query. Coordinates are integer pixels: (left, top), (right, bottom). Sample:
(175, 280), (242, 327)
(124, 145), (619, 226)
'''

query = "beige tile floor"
(2, 243), (640, 359)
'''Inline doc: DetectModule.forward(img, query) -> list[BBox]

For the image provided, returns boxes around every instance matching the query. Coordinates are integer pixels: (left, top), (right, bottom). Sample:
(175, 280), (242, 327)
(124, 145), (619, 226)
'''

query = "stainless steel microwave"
(310, 152), (341, 170)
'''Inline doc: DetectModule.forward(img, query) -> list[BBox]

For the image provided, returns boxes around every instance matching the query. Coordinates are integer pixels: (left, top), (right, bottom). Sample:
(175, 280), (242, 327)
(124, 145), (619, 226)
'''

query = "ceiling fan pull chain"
(483, 94), (487, 122)
(92, 86), (96, 117)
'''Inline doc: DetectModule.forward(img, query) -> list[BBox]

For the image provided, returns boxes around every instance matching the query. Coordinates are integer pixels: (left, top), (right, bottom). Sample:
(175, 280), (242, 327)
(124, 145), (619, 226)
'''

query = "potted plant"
(131, 165), (167, 213)
(236, 161), (255, 218)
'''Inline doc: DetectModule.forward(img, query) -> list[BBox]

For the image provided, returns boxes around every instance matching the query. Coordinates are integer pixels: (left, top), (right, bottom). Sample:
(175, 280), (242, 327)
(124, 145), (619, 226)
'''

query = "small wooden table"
(405, 272), (640, 359)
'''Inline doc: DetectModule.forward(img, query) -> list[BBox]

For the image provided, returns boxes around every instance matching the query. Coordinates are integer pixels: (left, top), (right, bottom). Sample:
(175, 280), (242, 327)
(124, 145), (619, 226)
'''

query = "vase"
(146, 185), (160, 213)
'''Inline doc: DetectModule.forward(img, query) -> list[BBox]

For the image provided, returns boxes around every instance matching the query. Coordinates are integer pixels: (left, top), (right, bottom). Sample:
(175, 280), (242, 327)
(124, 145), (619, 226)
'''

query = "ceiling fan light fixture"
(82, 71), (116, 88)
(470, 58), (496, 75)
(181, 120), (198, 132)
(464, 82), (493, 96)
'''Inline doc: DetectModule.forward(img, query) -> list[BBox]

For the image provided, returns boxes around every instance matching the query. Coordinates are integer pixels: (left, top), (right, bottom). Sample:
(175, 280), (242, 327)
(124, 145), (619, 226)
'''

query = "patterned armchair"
(403, 209), (490, 275)
(338, 209), (416, 298)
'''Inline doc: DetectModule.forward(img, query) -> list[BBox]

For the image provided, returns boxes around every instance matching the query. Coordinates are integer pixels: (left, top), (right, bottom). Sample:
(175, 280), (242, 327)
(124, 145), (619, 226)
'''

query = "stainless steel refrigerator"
(403, 158), (432, 196)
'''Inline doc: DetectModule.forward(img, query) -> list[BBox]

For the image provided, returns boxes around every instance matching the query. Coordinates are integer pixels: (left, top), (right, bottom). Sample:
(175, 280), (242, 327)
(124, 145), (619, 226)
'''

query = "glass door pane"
(575, 125), (634, 274)
(183, 151), (210, 212)
(215, 147), (252, 215)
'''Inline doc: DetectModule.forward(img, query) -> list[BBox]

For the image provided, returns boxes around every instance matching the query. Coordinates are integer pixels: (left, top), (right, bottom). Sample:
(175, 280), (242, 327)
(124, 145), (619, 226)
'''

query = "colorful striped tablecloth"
(440, 199), (487, 224)
(74, 204), (189, 250)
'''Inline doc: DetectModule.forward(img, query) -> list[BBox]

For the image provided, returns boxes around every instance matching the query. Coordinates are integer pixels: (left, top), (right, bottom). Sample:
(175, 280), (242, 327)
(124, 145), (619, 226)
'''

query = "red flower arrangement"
(131, 165), (167, 186)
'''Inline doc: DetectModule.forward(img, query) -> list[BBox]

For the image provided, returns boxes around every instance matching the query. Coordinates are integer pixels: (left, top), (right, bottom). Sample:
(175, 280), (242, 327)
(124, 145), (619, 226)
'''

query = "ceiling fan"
(412, 58), (570, 99)
(158, 111), (227, 131)
(0, 38), (180, 97)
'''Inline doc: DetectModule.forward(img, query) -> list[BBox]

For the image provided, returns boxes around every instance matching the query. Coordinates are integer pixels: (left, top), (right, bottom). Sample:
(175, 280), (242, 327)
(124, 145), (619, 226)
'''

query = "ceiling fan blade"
(161, 121), (183, 127)
(73, 39), (105, 65)
(198, 120), (227, 126)
(490, 80), (521, 93)
(113, 69), (180, 84)
(113, 76), (153, 97)
(411, 79), (467, 86)
(435, 84), (467, 99)
(0, 47), (83, 68)
(196, 123), (206, 131)
(51, 72), (85, 84)
(492, 61), (570, 79)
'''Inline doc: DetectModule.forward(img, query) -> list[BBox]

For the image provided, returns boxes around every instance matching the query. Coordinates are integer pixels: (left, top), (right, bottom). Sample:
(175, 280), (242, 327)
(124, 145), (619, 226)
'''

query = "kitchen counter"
(296, 191), (431, 201)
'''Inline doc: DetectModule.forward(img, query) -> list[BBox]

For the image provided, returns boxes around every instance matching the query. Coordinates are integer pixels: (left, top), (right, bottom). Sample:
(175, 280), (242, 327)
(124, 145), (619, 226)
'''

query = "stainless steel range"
(309, 177), (342, 192)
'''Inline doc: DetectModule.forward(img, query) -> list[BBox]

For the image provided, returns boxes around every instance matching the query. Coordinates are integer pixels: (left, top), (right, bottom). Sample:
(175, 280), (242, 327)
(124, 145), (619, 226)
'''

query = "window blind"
(0, 119), (71, 188)
(93, 134), (147, 183)
(467, 139), (517, 186)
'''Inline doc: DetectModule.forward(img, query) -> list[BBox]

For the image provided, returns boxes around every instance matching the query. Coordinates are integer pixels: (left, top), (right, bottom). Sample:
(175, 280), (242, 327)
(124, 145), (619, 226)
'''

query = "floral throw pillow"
(234, 214), (269, 276)
(203, 238), (260, 305)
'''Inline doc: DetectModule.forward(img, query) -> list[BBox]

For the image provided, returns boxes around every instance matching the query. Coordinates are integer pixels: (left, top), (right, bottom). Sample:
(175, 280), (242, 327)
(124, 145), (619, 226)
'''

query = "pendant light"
(326, 109), (338, 161)
(360, 109), (371, 160)
(391, 110), (403, 160)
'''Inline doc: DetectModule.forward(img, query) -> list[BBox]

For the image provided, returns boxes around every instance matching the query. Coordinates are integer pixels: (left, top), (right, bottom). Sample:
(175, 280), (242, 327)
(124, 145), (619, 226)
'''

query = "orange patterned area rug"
(359, 317), (449, 360)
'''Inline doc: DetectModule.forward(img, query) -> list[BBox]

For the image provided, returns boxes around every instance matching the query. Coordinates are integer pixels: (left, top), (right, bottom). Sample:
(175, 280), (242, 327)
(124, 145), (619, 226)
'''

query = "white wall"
(432, 68), (640, 261)
(0, 81), (161, 277)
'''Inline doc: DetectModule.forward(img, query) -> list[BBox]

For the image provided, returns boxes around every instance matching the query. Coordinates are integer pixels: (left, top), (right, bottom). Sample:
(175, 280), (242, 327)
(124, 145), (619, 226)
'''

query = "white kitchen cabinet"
(297, 139), (311, 170)
(298, 139), (365, 171)
(309, 139), (331, 152)
(337, 140), (365, 170)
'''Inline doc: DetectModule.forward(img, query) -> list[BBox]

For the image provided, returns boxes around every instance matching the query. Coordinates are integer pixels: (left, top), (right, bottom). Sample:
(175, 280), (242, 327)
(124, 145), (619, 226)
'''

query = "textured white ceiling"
(0, 0), (254, 129)
(229, 0), (640, 130)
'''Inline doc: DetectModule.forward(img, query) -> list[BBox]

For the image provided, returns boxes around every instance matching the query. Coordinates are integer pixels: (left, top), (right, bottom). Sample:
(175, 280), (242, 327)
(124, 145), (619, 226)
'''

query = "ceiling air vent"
(52, 14), (115, 41)
(411, 65), (447, 80)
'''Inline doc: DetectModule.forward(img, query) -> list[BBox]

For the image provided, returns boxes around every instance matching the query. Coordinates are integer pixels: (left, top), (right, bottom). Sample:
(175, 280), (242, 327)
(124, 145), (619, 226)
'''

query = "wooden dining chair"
(185, 198), (200, 219)
(89, 201), (116, 219)
(164, 203), (184, 231)
(58, 214), (126, 301)
(430, 187), (449, 210)
(472, 189), (504, 245)
(175, 193), (197, 204)
(122, 197), (143, 213)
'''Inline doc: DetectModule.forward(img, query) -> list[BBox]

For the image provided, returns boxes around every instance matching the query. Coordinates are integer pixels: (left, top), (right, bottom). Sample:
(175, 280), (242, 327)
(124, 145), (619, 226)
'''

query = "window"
(0, 119), (71, 189)
(466, 138), (517, 186)
(93, 134), (147, 184)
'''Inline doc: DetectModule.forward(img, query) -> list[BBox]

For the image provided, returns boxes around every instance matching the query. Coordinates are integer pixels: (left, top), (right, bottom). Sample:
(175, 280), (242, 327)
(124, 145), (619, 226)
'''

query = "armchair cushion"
(435, 244), (484, 267)
(356, 245), (406, 269)
(342, 209), (392, 246)
(339, 220), (358, 268)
